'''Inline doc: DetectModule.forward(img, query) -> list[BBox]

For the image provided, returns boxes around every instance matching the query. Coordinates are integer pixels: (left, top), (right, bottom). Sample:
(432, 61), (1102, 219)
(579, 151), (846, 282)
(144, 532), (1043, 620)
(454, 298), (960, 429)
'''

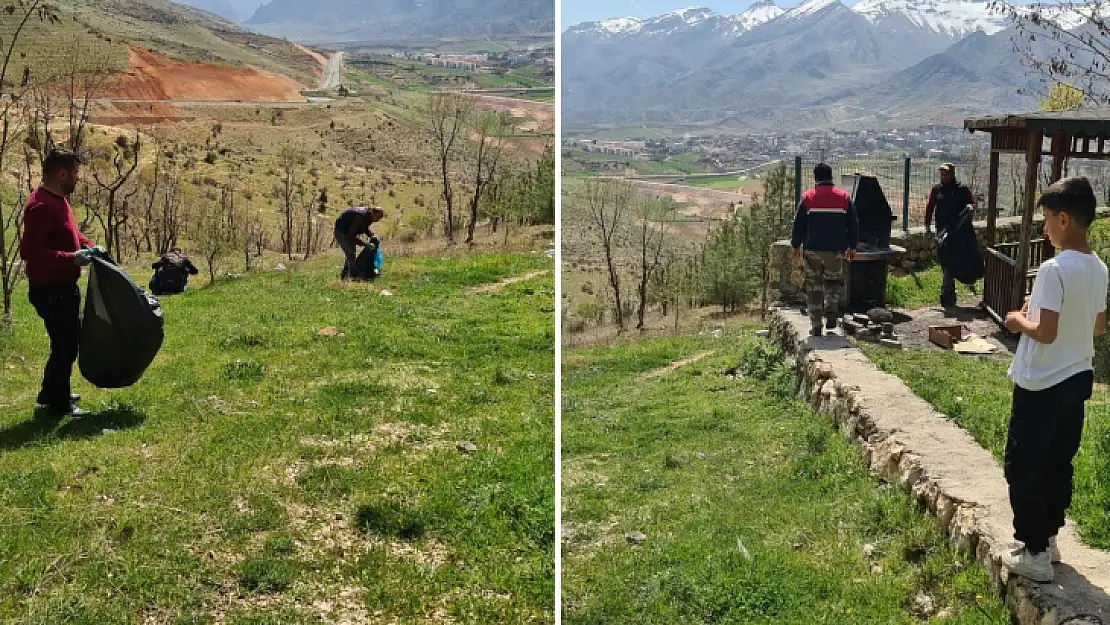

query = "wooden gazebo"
(965, 110), (1110, 324)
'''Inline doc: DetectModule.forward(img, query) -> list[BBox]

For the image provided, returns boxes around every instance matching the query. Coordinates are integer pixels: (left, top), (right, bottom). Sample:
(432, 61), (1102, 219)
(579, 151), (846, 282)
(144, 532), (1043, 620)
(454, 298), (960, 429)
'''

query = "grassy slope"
(0, 251), (554, 623)
(562, 331), (1008, 623)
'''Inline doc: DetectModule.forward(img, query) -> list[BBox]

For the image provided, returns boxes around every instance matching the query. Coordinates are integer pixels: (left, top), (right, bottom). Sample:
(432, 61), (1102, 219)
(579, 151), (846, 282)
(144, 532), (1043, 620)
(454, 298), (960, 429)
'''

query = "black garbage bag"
(79, 255), (165, 388)
(936, 206), (984, 285)
(353, 239), (382, 281)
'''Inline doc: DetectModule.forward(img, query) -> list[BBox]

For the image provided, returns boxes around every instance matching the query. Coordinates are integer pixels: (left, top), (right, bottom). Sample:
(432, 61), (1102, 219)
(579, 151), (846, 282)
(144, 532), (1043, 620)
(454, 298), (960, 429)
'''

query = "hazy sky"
(561, 0), (812, 27)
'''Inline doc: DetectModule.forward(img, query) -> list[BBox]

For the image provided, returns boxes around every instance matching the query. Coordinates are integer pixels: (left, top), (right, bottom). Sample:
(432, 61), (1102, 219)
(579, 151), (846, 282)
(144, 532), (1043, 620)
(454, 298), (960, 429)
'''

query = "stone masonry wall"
(772, 208), (1110, 303)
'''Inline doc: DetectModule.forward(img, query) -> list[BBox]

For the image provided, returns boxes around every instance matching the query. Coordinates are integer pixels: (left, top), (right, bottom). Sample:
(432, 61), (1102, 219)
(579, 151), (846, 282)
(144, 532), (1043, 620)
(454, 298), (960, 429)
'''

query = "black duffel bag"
(936, 206), (984, 285)
(79, 255), (165, 388)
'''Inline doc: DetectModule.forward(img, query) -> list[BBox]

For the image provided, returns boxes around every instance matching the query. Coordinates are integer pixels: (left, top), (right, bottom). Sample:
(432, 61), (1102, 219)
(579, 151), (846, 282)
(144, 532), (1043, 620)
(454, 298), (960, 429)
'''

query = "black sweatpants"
(1004, 369), (1093, 554)
(28, 283), (81, 409)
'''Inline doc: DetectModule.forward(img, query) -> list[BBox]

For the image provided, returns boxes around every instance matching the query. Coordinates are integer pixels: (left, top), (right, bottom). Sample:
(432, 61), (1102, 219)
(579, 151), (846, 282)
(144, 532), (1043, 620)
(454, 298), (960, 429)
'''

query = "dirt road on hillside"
(321, 52), (344, 90)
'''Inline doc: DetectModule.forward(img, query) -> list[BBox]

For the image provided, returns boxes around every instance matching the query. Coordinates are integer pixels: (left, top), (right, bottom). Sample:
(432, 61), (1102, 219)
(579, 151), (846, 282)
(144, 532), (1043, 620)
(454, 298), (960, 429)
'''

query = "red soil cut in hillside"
(100, 48), (307, 102)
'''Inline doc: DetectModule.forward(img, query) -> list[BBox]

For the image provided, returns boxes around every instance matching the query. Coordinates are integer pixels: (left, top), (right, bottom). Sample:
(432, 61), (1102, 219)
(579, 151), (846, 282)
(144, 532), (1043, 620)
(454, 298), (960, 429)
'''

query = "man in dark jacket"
(334, 206), (384, 280)
(19, 150), (105, 417)
(149, 248), (199, 295)
(925, 163), (977, 308)
(791, 163), (859, 336)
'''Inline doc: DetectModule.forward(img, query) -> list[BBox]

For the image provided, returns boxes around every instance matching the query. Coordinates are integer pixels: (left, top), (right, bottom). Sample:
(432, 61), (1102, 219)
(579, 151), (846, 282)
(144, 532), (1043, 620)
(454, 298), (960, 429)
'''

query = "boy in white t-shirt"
(1001, 177), (1108, 582)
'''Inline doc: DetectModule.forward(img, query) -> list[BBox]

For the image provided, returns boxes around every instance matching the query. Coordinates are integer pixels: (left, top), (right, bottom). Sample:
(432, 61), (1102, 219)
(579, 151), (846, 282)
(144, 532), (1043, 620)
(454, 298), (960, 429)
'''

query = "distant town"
(566, 125), (989, 170)
(392, 48), (555, 79)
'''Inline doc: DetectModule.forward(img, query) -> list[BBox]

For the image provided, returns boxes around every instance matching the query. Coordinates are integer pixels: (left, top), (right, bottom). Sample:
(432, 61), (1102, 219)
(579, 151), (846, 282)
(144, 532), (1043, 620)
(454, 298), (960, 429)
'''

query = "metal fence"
(791, 154), (1110, 230)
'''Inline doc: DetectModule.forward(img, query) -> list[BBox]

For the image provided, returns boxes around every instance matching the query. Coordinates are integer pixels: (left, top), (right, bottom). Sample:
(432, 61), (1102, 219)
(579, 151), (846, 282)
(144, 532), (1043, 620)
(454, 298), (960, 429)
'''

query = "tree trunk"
(2, 287), (11, 328)
(466, 196), (479, 244)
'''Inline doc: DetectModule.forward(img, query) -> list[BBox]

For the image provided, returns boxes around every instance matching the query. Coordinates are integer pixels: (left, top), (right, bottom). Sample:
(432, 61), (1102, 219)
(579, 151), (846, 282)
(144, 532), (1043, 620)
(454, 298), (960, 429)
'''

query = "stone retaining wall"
(769, 306), (1110, 623)
(772, 208), (1110, 302)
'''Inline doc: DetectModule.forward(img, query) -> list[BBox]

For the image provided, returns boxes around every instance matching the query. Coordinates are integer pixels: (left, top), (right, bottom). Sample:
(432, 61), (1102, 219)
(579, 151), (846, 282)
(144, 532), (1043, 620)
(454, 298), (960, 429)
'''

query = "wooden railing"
(993, 237), (1051, 267)
(982, 247), (1022, 324)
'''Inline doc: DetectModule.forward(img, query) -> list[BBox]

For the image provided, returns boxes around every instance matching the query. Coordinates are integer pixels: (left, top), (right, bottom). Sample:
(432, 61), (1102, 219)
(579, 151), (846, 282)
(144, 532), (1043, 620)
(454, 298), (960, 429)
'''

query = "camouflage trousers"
(804, 251), (845, 329)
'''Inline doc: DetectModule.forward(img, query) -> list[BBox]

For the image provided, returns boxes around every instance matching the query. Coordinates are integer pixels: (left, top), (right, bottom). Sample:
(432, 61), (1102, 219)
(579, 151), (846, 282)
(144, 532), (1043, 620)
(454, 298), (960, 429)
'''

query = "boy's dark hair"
(42, 149), (85, 177)
(814, 163), (833, 183)
(1038, 176), (1097, 229)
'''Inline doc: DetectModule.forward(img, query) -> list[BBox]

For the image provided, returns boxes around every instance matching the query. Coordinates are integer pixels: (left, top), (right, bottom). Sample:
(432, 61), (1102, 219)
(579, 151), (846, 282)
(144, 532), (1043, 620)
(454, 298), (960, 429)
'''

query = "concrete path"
(770, 305), (1110, 623)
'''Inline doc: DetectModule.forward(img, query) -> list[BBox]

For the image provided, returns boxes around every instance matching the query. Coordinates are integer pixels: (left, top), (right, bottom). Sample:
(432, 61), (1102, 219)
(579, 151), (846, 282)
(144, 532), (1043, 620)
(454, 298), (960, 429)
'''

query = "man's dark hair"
(814, 163), (833, 183)
(1038, 176), (1097, 229)
(42, 149), (85, 177)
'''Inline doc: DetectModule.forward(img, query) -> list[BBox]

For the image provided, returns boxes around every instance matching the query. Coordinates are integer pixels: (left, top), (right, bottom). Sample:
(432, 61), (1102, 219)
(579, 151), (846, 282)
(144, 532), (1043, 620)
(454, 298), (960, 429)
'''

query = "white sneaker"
(1048, 536), (1061, 563)
(1003, 546), (1054, 582)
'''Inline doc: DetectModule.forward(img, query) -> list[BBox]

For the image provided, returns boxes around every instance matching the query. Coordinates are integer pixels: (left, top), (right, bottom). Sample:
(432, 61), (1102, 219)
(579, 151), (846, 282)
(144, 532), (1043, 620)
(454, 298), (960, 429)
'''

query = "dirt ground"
(100, 47), (310, 102)
(626, 179), (748, 219)
(466, 94), (553, 127)
(854, 292), (1019, 355)
(888, 304), (1019, 355)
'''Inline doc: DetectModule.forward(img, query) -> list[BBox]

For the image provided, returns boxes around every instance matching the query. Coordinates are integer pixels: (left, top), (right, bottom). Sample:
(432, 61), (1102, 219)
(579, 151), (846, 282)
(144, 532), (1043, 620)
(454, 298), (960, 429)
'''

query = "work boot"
(36, 393), (81, 406)
(1048, 536), (1061, 564)
(44, 404), (90, 419)
(810, 326), (823, 337)
(1002, 546), (1054, 582)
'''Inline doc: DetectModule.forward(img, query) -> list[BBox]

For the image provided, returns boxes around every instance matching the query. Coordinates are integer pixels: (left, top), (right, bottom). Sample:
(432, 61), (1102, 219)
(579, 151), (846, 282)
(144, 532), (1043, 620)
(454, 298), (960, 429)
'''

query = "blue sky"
(561, 0), (810, 27)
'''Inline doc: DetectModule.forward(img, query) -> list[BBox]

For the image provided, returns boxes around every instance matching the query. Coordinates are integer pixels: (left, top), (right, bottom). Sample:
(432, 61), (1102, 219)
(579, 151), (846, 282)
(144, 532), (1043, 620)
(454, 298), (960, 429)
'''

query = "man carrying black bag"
(19, 150), (107, 418)
(925, 163), (978, 309)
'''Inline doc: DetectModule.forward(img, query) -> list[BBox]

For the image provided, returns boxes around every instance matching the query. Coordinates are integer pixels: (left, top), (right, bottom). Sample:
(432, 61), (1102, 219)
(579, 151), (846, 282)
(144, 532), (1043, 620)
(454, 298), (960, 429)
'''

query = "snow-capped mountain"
(569, 3), (785, 38)
(564, 0), (1088, 130)
(567, 0), (1040, 42)
(852, 0), (1009, 38)
(729, 0), (787, 33)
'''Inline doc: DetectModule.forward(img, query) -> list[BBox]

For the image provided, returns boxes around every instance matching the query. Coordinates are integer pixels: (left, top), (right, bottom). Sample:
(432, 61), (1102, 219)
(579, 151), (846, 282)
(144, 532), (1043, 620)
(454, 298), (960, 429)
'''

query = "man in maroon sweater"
(19, 150), (105, 417)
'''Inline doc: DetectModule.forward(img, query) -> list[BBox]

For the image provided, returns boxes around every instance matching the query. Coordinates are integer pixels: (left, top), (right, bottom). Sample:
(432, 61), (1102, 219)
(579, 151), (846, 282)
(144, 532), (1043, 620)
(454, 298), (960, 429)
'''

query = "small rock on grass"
(456, 441), (478, 454)
(912, 593), (935, 617)
(379, 289), (394, 297)
(625, 532), (647, 545)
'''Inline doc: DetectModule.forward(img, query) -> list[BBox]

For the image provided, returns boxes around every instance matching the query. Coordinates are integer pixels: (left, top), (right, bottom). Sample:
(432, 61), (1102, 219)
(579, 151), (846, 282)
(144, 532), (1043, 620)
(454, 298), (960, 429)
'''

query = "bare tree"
(426, 93), (470, 243)
(276, 142), (304, 260)
(584, 178), (633, 331)
(990, 1), (1110, 103)
(91, 133), (141, 259)
(465, 111), (507, 244)
(196, 184), (239, 283)
(0, 0), (60, 326)
(634, 197), (674, 330)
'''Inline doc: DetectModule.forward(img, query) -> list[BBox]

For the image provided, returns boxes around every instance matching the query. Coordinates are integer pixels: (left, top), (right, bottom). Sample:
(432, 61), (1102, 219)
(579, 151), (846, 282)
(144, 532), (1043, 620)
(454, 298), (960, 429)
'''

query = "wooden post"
(987, 144), (1000, 247)
(1016, 131), (1040, 313)
(1051, 132), (1065, 182)
(1044, 133), (1065, 261)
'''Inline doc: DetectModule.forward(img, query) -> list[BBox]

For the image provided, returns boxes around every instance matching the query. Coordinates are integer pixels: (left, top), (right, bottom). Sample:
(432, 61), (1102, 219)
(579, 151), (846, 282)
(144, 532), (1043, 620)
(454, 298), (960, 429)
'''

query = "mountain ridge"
(564, 0), (1080, 130)
(243, 0), (554, 43)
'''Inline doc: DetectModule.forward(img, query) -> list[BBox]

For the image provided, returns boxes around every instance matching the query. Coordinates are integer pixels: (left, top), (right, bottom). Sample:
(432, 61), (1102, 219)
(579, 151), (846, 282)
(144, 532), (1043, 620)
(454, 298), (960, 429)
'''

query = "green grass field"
(0, 251), (554, 623)
(885, 263), (983, 310)
(562, 331), (1008, 623)
(663, 175), (749, 191)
